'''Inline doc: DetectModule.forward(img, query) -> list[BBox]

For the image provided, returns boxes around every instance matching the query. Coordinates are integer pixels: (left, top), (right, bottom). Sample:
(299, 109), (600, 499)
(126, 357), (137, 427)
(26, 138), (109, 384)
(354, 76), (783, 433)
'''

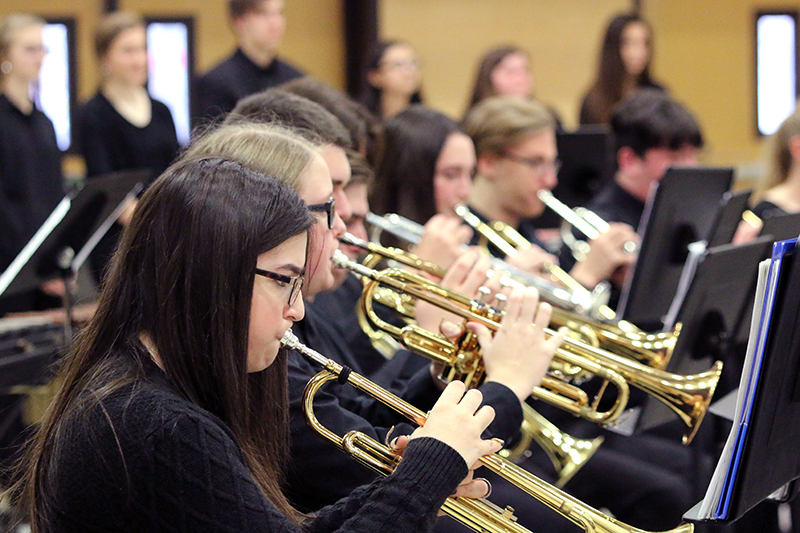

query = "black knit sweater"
(43, 374), (467, 532)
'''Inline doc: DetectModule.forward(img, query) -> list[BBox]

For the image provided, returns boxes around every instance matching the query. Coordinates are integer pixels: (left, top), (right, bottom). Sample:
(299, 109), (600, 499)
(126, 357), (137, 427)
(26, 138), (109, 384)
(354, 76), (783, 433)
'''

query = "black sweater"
(0, 94), (63, 271)
(194, 49), (303, 125)
(77, 92), (179, 182)
(46, 373), (467, 532)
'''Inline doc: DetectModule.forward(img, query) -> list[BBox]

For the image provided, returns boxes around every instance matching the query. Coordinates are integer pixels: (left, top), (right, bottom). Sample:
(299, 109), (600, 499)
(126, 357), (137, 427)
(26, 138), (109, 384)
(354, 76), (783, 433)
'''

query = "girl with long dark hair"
(12, 155), (502, 532)
(579, 13), (664, 125)
(359, 40), (423, 119)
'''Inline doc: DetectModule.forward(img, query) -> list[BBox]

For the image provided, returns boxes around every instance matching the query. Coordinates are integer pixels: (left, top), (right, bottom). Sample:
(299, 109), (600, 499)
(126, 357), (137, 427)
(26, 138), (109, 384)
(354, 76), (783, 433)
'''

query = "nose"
(334, 189), (353, 224)
(285, 294), (305, 322)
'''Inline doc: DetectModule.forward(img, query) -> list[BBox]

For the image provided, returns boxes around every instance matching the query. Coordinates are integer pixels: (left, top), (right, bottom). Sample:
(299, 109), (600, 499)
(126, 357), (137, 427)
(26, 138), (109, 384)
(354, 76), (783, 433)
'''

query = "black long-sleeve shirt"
(194, 49), (303, 126)
(284, 300), (522, 513)
(46, 371), (467, 532)
(0, 94), (63, 271)
(77, 92), (179, 182)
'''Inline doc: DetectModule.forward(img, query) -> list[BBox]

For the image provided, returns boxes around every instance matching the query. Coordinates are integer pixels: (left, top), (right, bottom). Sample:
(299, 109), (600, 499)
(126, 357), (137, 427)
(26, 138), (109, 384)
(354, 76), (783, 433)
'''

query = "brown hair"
(463, 96), (554, 158)
(0, 13), (45, 71)
(229, 0), (268, 19)
(346, 149), (373, 187)
(758, 109), (800, 201)
(94, 11), (144, 60)
(465, 45), (530, 113)
(581, 13), (659, 125)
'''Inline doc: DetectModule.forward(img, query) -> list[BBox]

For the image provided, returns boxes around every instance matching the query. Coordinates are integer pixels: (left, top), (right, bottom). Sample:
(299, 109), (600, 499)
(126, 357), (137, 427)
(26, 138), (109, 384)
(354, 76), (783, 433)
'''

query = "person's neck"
(766, 166), (800, 212)
(469, 177), (520, 228)
(380, 92), (410, 119)
(615, 170), (650, 203)
(102, 78), (146, 103)
(2, 77), (33, 114)
(239, 42), (277, 69)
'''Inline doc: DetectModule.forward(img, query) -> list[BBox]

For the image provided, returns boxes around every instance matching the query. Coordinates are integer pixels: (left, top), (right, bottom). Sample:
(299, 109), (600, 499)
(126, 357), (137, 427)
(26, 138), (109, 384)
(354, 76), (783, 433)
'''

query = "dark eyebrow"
(277, 264), (305, 276)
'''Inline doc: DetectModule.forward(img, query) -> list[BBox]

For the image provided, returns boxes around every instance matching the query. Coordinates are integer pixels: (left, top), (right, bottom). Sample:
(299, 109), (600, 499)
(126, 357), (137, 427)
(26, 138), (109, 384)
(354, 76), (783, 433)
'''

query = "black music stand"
(706, 189), (753, 248)
(617, 167), (734, 331)
(685, 238), (800, 523)
(524, 126), (614, 229)
(634, 237), (774, 434)
(0, 171), (146, 334)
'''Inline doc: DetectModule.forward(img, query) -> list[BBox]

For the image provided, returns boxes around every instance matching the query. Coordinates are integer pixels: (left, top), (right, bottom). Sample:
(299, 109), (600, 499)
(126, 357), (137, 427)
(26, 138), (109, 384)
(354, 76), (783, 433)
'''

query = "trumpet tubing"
(282, 331), (695, 533)
(334, 251), (721, 444)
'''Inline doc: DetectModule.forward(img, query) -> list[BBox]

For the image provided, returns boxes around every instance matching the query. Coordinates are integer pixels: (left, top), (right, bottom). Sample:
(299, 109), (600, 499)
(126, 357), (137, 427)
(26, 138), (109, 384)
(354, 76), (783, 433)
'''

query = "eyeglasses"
(308, 197), (336, 229)
(501, 153), (562, 176)
(255, 268), (305, 306)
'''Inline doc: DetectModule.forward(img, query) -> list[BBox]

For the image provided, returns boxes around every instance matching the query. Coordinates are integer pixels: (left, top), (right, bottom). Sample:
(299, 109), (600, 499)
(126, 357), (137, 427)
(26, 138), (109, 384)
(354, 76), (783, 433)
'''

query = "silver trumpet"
(537, 190), (638, 261)
(361, 214), (610, 319)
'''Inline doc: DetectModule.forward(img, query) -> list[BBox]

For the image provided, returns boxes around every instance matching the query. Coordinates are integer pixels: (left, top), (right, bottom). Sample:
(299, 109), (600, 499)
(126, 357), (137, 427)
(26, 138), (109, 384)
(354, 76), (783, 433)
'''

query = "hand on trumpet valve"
(415, 251), (496, 332)
(570, 222), (640, 288)
(504, 244), (558, 279)
(409, 381), (504, 468)
(472, 286), (568, 401)
(412, 214), (473, 271)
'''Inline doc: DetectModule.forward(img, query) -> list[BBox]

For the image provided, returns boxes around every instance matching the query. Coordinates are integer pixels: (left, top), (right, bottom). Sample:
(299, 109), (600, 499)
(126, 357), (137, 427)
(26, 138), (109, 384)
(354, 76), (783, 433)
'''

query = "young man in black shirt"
(194, 0), (303, 125)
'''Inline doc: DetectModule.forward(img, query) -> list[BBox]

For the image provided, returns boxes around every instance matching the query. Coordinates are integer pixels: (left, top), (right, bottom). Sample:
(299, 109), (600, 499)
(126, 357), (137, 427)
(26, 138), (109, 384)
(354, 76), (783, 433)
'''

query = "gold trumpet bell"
(500, 404), (604, 488)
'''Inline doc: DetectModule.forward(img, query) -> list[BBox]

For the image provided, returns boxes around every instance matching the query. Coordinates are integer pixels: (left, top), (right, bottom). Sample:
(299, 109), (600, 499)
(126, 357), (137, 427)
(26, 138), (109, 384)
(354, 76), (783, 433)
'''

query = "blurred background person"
(579, 13), (664, 125)
(194, 0), (303, 125)
(359, 40), (423, 120)
(77, 11), (179, 283)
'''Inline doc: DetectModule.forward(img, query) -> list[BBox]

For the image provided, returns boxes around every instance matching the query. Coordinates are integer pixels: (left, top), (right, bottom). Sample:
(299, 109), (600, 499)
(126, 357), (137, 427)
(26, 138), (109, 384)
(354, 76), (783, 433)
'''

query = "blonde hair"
(182, 123), (317, 192)
(94, 11), (144, 60)
(462, 95), (554, 157)
(0, 13), (45, 76)
(757, 108), (800, 201)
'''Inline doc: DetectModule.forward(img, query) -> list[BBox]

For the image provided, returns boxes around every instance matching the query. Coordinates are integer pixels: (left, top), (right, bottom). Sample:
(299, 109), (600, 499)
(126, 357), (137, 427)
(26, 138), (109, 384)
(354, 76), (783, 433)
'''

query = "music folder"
(686, 237), (800, 523)
(0, 170), (147, 298)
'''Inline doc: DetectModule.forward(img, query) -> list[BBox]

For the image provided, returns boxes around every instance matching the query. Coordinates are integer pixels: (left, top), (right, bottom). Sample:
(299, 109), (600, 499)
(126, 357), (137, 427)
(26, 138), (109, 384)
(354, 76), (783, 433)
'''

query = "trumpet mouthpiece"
(280, 329), (300, 349)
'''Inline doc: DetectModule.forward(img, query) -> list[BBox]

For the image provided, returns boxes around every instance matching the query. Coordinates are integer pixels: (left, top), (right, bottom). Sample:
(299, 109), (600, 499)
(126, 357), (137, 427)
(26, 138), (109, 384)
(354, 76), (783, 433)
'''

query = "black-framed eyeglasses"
(501, 153), (562, 175)
(308, 197), (336, 229)
(255, 268), (305, 306)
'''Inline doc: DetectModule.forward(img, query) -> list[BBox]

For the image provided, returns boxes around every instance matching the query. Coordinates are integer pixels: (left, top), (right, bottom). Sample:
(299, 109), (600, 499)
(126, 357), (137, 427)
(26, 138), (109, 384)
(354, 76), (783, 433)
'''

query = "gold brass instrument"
(333, 251), (721, 444)
(281, 330), (695, 533)
(501, 404), (604, 488)
(363, 214), (604, 318)
(452, 204), (617, 322)
(343, 231), (679, 372)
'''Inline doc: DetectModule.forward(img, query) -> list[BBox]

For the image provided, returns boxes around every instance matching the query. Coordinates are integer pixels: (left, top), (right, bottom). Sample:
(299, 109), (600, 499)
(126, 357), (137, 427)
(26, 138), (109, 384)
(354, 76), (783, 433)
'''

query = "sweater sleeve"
(143, 406), (464, 533)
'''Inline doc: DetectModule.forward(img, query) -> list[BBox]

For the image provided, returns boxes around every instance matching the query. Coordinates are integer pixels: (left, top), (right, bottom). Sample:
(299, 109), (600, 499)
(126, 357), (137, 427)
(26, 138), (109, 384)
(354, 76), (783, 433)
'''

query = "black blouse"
(77, 92), (179, 182)
(0, 94), (63, 270)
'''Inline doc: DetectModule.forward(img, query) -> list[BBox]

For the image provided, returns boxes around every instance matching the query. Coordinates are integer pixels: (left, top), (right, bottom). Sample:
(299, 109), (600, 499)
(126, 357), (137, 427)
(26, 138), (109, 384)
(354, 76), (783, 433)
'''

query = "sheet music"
(697, 258), (771, 518)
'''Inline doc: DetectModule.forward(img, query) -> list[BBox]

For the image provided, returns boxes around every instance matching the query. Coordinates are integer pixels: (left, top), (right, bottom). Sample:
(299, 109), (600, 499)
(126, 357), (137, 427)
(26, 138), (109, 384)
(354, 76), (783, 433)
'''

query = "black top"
(0, 94), (64, 271)
(586, 179), (645, 231)
(77, 92), (179, 182)
(285, 300), (522, 512)
(194, 49), (303, 125)
(47, 369), (466, 532)
(752, 200), (787, 220)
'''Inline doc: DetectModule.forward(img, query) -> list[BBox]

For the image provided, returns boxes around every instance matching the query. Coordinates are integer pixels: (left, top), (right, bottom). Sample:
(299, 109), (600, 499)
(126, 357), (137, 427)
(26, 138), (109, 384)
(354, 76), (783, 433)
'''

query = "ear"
(617, 146), (640, 172)
(367, 69), (383, 89)
(476, 152), (501, 181)
(788, 135), (800, 163)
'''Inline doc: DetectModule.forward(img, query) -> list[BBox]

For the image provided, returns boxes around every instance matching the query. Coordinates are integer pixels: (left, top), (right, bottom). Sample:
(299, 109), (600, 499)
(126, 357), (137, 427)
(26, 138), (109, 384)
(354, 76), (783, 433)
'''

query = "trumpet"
(537, 189), (639, 261)
(362, 215), (608, 318)
(281, 330), (695, 533)
(343, 231), (678, 371)
(333, 251), (721, 444)
(452, 204), (617, 322)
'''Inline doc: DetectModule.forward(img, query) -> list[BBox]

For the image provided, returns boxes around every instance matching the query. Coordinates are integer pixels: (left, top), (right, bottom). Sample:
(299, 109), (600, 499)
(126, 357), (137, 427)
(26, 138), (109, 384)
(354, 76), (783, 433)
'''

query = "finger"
(518, 287), (541, 324)
(465, 322), (492, 351)
(440, 320), (464, 339)
(544, 326), (569, 355)
(444, 251), (479, 287)
(433, 381), (467, 411)
(454, 224), (474, 245)
(503, 286), (524, 322)
(458, 388), (485, 413)
(452, 478), (492, 499)
(456, 469), (475, 487)
(472, 404), (496, 429)
(461, 255), (492, 295)
(533, 301), (553, 331)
